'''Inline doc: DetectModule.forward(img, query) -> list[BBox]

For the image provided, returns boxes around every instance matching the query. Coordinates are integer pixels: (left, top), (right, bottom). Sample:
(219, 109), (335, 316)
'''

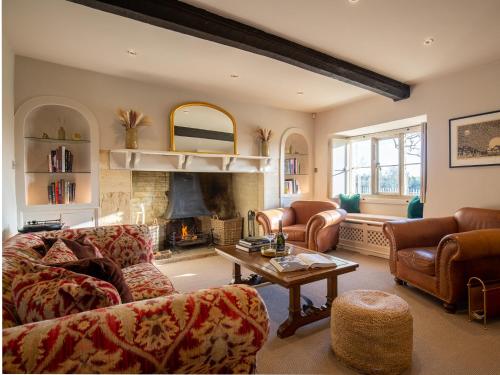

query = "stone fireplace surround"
(99, 151), (264, 251)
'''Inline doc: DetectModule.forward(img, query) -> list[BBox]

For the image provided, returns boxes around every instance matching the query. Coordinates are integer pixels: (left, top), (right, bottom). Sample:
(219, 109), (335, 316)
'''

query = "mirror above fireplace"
(170, 102), (237, 155)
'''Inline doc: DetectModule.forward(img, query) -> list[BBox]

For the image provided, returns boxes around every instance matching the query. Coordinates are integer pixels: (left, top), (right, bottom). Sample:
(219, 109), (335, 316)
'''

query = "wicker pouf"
(331, 290), (413, 375)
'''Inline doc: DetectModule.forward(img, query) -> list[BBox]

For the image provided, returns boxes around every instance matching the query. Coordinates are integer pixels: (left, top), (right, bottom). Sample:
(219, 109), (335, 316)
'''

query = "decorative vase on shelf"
(57, 126), (66, 140)
(125, 128), (138, 149)
(261, 140), (270, 157)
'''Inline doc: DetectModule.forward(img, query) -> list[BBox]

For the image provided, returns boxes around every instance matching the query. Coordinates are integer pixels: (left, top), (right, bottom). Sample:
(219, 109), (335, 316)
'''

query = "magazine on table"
(270, 253), (347, 272)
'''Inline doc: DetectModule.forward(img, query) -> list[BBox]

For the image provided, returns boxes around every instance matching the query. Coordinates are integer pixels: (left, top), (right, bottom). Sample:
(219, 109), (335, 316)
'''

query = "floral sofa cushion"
(41, 225), (153, 268)
(41, 239), (79, 264)
(13, 265), (121, 324)
(122, 262), (176, 301)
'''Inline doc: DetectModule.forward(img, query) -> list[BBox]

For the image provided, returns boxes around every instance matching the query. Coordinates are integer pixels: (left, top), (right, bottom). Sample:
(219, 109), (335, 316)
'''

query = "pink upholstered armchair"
(256, 200), (347, 252)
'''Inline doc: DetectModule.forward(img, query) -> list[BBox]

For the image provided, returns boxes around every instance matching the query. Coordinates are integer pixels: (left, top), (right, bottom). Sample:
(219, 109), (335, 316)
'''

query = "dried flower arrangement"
(117, 109), (152, 129)
(256, 128), (273, 141)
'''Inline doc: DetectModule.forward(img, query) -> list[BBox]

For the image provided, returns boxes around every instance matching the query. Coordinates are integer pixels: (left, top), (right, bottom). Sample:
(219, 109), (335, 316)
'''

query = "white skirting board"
(337, 219), (392, 259)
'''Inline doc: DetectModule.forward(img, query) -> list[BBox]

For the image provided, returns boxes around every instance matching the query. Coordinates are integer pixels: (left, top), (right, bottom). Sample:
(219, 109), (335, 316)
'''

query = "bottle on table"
(276, 219), (286, 252)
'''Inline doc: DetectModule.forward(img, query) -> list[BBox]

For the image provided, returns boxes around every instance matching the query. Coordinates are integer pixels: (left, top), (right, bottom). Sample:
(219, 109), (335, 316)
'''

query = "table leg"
(277, 285), (302, 338)
(277, 276), (339, 338)
(232, 263), (242, 284)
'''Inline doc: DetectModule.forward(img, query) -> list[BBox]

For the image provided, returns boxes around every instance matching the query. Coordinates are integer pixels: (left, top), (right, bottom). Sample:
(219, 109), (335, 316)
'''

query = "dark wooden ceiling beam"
(68, 0), (411, 101)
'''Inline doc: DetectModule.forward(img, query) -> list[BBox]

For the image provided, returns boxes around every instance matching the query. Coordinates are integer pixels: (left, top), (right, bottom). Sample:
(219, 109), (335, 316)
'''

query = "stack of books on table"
(236, 237), (270, 253)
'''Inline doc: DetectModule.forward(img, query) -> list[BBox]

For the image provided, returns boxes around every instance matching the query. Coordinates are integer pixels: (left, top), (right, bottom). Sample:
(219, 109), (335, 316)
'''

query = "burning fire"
(181, 224), (189, 239)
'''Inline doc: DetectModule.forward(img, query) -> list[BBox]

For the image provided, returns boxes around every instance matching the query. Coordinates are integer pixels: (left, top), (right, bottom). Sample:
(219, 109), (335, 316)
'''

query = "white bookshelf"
(15, 96), (99, 228)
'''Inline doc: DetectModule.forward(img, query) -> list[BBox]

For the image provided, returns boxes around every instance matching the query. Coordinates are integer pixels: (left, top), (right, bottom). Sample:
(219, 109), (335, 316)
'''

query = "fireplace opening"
(165, 217), (212, 250)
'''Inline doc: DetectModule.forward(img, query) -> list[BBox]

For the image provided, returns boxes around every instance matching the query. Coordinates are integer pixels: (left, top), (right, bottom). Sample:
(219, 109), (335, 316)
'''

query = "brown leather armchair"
(383, 207), (500, 313)
(256, 200), (347, 252)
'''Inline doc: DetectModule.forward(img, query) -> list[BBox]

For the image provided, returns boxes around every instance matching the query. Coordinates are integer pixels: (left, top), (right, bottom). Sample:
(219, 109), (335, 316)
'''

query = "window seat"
(338, 213), (405, 259)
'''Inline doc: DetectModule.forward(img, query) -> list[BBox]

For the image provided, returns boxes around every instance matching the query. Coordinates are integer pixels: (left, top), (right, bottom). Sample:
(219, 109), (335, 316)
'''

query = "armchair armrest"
(438, 229), (500, 261)
(383, 217), (458, 251)
(435, 229), (500, 304)
(256, 208), (295, 234)
(305, 209), (347, 251)
(2, 285), (269, 374)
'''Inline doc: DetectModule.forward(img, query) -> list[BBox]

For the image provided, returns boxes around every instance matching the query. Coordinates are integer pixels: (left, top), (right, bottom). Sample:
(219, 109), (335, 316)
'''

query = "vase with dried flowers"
(256, 128), (272, 157)
(117, 109), (152, 149)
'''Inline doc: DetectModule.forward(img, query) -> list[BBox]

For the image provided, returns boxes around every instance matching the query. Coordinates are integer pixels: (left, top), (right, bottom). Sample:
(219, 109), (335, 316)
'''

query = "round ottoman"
(331, 290), (413, 375)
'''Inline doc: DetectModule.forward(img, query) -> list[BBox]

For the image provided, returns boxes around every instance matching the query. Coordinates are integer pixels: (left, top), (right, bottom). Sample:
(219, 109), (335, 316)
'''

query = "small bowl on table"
(261, 244), (292, 257)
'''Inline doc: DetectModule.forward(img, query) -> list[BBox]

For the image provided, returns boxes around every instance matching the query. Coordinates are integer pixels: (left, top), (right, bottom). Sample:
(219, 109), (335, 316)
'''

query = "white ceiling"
(5, 0), (500, 112)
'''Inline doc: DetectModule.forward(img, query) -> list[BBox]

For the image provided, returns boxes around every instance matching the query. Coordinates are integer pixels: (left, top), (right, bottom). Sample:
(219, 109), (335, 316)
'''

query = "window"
(330, 124), (425, 198)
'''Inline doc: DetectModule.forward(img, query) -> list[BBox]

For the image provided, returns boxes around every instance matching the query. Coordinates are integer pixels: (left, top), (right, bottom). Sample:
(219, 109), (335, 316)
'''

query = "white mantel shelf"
(108, 149), (272, 173)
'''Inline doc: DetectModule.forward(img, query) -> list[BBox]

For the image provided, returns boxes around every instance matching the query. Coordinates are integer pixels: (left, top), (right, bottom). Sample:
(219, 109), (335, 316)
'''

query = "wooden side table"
(467, 277), (500, 328)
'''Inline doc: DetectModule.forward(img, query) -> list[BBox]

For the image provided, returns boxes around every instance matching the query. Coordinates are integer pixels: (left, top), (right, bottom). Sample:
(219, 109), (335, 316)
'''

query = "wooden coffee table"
(215, 245), (359, 338)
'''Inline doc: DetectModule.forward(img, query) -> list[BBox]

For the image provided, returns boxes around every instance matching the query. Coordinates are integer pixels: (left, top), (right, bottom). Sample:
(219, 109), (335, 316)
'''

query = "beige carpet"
(156, 249), (500, 374)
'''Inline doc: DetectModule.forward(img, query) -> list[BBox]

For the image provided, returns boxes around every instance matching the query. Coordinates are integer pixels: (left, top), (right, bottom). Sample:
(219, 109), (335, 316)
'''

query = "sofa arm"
(2, 285), (269, 374)
(306, 209), (346, 250)
(256, 208), (295, 233)
(438, 229), (500, 261)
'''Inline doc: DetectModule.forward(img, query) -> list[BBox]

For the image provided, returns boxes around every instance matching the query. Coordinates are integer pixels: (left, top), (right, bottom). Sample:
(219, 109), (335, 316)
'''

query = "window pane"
(332, 142), (346, 170)
(378, 166), (399, 193)
(351, 140), (371, 168)
(404, 164), (421, 196)
(378, 137), (399, 166)
(352, 167), (371, 194)
(332, 171), (346, 196)
(404, 133), (421, 164)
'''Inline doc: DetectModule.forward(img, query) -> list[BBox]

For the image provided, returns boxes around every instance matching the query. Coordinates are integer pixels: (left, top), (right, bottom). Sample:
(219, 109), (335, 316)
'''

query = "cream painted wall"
(2, 35), (17, 238)
(14, 56), (314, 210)
(315, 60), (500, 217)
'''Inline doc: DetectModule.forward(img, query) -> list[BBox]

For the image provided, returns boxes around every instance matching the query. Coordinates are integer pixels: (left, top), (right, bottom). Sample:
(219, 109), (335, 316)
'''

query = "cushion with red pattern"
(41, 235), (104, 259)
(12, 265), (121, 324)
(41, 239), (78, 264)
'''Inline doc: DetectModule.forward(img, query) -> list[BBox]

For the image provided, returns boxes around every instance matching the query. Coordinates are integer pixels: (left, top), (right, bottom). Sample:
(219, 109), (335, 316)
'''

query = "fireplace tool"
(247, 210), (256, 237)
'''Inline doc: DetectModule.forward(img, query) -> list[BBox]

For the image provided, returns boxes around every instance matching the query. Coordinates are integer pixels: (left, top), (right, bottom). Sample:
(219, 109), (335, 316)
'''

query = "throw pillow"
(41, 239), (78, 264)
(49, 257), (134, 303)
(42, 235), (104, 259)
(12, 267), (121, 324)
(407, 196), (424, 218)
(339, 193), (361, 213)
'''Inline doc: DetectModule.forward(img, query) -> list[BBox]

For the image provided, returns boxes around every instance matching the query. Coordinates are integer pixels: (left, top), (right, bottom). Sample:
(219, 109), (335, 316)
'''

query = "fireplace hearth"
(165, 217), (213, 251)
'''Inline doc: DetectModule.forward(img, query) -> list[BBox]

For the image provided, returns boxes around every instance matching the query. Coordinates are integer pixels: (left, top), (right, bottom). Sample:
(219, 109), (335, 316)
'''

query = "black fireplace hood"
(165, 173), (211, 219)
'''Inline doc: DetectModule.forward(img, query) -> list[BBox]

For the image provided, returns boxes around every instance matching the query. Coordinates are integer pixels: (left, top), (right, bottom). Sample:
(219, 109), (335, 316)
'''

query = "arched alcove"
(279, 127), (313, 207)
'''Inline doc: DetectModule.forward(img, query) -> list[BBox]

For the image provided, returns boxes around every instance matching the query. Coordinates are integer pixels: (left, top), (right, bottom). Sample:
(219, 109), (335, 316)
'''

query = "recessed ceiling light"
(230, 74), (240, 78)
(297, 91), (304, 95)
(127, 49), (138, 56)
(183, 110), (189, 114)
(423, 37), (435, 46)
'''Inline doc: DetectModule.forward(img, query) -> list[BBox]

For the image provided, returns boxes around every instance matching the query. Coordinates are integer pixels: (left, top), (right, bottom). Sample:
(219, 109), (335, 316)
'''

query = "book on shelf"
(284, 179), (300, 195)
(48, 179), (76, 204)
(270, 253), (347, 272)
(284, 157), (301, 175)
(48, 146), (73, 173)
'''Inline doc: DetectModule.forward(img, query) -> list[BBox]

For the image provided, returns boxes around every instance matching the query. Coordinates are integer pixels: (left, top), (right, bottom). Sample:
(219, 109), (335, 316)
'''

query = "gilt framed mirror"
(169, 102), (237, 154)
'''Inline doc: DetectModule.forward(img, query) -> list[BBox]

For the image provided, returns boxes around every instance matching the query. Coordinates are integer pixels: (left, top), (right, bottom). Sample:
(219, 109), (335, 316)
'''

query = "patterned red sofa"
(2, 225), (269, 373)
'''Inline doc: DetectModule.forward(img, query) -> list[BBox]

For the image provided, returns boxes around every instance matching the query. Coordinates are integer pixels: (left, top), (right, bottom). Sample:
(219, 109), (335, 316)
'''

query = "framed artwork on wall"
(449, 109), (500, 168)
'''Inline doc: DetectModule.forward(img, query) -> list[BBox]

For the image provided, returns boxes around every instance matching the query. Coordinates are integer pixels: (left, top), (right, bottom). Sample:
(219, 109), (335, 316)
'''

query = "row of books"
(235, 236), (270, 252)
(48, 180), (76, 204)
(284, 158), (301, 175)
(48, 146), (74, 173)
(284, 179), (301, 195)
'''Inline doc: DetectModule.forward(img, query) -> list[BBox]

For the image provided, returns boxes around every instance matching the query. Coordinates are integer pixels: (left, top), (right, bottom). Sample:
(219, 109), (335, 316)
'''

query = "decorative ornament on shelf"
(256, 128), (272, 157)
(57, 117), (66, 140)
(117, 108), (152, 149)
(72, 132), (82, 141)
